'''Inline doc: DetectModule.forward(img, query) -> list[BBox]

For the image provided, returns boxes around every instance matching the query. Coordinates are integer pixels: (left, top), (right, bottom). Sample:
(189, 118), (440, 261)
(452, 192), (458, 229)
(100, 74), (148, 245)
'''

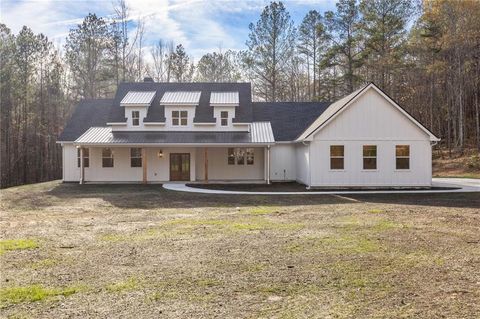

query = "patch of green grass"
(194, 278), (222, 287)
(0, 239), (38, 255)
(106, 277), (140, 293)
(372, 220), (399, 232)
(368, 209), (384, 214)
(322, 235), (379, 254)
(0, 284), (84, 306)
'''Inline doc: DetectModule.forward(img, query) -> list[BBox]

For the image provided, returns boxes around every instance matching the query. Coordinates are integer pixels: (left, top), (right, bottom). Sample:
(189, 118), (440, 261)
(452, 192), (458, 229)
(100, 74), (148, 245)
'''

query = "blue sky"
(0, 0), (337, 59)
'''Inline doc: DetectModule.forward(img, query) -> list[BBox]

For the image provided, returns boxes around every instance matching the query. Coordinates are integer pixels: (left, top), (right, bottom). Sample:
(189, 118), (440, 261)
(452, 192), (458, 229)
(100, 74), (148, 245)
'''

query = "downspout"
(301, 140), (311, 189)
(79, 146), (84, 185)
(267, 145), (271, 185)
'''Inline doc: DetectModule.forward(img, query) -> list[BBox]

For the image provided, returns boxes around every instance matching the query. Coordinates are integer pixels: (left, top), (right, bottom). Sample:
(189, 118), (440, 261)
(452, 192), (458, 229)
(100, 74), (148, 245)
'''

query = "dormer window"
(132, 111), (140, 126)
(172, 110), (188, 126)
(220, 111), (228, 126)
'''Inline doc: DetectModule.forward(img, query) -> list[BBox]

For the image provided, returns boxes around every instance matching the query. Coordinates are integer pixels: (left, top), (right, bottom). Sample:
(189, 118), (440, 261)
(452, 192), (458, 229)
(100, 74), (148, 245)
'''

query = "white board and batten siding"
(269, 144), (296, 181)
(307, 87), (433, 187)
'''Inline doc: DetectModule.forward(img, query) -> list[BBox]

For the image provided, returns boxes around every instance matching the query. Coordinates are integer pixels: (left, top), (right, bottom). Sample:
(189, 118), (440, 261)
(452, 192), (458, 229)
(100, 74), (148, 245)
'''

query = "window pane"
(221, 111), (228, 118)
(236, 148), (245, 165)
(172, 118), (179, 126)
(330, 158), (344, 170)
(396, 145), (409, 156)
(330, 145), (344, 157)
(103, 158), (114, 167)
(133, 118), (139, 126)
(363, 158), (377, 170)
(181, 118), (188, 126)
(130, 148), (142, 158)
(84, 158), (89, 168)
(396, 158), (409, 170)
(131, 158), (142, 167)
(228, 148), (235, 165)
(246, 148), (254, 165)
(363, 145), (377, 157)
(102, 148), (112, 157)
(172, 111), (179, 117)
(221, 118), (228, 126)
(180, 111), (187, 118)
(84, 148), (89, 157)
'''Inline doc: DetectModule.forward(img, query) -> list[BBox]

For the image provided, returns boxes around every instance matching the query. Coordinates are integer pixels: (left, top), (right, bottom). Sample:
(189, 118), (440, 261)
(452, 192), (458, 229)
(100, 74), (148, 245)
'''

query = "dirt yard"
(1, 181), (479, 318)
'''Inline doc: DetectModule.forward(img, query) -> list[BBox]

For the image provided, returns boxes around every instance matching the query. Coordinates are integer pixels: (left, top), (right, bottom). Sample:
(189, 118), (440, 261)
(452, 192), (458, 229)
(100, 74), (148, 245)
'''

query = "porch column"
(204, 147), (208, 182)
(267, 145), (271, 184)
(79, 147), (84, 185)
(142, 148), (147, 184)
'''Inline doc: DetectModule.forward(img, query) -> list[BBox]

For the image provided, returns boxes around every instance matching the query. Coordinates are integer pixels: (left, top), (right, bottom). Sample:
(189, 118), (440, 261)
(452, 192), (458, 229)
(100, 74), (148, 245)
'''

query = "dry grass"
(0, 181), (479, 318)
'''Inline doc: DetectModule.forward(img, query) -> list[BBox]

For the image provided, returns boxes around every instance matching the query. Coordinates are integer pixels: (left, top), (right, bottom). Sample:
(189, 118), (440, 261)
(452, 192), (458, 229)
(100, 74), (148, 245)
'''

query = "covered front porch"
(75, 145), (271, 184)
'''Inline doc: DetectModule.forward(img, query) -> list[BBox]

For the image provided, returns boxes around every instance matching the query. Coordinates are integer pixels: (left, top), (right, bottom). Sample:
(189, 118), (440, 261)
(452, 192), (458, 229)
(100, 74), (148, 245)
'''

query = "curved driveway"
(163, 178), (480, 195)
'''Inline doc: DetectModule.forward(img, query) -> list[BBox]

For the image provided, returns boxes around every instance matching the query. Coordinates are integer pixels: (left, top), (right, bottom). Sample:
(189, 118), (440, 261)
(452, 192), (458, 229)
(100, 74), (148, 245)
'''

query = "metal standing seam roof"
(210, 92), (239, 105)
(120, 91), (156, 105)
(160, 91), (202, 105)
(250, 122), (274, 143)
(75, 124), (274, 145)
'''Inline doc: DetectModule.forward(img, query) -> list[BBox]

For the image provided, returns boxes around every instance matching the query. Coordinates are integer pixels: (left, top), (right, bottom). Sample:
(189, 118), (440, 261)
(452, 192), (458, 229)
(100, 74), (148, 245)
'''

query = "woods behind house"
(1, 0), (479, 188)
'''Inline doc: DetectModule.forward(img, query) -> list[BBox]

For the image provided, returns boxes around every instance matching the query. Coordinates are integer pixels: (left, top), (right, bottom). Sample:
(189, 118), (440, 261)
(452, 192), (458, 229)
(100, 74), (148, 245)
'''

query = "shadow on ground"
(34, 182), (480, 209)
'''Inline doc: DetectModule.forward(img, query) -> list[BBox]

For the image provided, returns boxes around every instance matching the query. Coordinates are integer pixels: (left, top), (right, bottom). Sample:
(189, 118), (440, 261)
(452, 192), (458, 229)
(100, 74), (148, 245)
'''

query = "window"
(227, 148), (254, 165)
(330, 145), (344, 170)
(228, 148), (235, 165)
(246, 148), (254, 165)
(396, 145), (410, 170)
(172, 110), (188, 126)
(132, 111), (140, 126)
(77, 148), (89, 168)
(363, 145), (377, 170)
(220, 111), (228, 126)
(102, 148), (114, 167)
(130, 148), (142, 167)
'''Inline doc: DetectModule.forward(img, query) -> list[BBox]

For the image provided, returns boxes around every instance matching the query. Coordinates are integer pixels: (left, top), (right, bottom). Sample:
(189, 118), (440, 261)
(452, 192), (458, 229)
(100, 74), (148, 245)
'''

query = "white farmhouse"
(58, 81), (439, 188)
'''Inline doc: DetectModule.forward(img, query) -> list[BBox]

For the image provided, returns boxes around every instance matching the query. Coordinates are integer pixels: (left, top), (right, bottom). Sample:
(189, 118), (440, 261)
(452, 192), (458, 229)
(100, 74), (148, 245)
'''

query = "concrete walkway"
(163, 178), (480, 195)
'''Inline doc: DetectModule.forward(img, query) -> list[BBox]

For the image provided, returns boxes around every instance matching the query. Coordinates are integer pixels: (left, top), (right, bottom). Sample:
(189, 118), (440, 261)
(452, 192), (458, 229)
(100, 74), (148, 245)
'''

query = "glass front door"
(170, 153), (190, 181)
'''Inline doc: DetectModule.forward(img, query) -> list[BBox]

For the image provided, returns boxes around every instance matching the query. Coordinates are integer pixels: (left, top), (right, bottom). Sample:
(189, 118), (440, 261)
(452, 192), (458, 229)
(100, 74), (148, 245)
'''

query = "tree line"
(1, 0), (479, 188)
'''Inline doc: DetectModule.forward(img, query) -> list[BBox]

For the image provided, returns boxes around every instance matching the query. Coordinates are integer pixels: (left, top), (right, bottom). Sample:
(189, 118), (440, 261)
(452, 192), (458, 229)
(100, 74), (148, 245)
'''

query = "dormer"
(121, 91), (156, 128)
(161, 91), (201, 130)
(210, 92), (239, 128)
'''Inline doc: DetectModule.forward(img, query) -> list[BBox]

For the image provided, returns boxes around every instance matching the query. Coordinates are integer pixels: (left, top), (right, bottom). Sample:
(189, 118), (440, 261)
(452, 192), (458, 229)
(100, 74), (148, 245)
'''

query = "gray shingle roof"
(109, 82), (253, 124)
(58, 99), (113, 142)
(58, 83), (332, 143)
(252, 102), (332, 141)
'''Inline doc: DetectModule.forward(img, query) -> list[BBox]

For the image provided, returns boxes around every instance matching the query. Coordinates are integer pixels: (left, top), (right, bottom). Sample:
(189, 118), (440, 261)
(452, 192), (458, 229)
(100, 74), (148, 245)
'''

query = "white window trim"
(132, 111), (140, 126)
(130, 148), (142, 168)
(362, 145), (377, 170)
(329, 145), (344, 171)
(395, 145), (410, 170)
(172, 110), (188, 126)
(220, 111), (229, 126)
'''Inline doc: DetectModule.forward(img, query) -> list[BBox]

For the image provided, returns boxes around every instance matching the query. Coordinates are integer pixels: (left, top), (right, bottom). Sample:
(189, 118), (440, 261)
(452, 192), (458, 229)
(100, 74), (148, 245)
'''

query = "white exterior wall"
(295, 143), (310, 185)
(308, 88), (432, 187)
(269, 144), (296, 181)
(195, 147), (265, 181)
(62, 145), (196, 182)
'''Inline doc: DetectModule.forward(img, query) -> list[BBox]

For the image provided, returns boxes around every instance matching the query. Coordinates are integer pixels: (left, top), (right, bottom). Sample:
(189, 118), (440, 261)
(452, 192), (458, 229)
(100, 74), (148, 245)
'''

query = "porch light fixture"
(157, 149), (164, 158)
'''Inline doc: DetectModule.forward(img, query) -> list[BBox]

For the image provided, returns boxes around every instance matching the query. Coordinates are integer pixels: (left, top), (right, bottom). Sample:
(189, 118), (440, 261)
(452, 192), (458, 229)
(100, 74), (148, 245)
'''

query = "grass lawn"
(0, 181), (479, 318)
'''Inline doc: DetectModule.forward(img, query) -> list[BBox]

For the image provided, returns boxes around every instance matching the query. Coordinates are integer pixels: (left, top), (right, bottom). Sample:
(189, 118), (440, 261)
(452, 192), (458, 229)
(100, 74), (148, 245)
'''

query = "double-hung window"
(130, 148), (142, 167)
(132, 111), (140, 126)
(330, 145), (344, 170)
(172, 110), (188, 126)
(102, 148), (114, 167)
(220, 111), (228, 126)
(363, 145), (377, 170)
(396, 145), (410, 170)
(77, 148), (89, 168)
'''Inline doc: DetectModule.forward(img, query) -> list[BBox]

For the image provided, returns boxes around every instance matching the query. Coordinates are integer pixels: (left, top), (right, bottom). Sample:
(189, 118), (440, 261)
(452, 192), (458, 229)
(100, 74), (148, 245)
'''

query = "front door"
(170, 153), (190, 181)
